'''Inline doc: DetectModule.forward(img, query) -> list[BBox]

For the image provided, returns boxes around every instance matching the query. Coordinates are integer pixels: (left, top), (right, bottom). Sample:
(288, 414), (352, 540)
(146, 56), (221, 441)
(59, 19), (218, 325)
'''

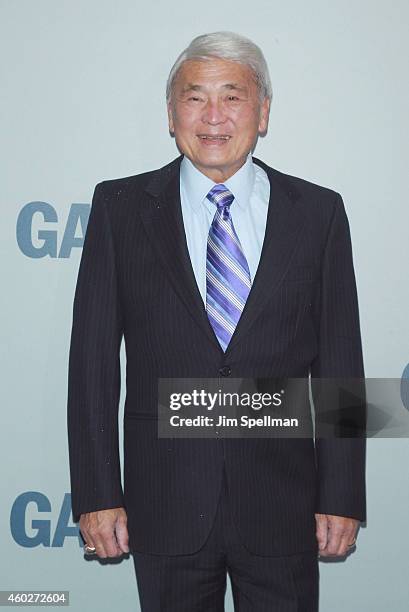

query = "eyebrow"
(181, 83), (248, 94)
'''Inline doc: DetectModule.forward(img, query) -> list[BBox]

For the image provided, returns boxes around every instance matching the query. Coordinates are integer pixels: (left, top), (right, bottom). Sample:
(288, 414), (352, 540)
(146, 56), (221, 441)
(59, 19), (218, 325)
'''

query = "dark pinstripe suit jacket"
(67, 154), (366, 556)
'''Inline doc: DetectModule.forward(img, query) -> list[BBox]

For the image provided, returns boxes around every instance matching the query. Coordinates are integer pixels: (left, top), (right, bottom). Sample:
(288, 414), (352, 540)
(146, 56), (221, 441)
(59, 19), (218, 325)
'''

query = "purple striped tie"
(206, 184), (252, 351)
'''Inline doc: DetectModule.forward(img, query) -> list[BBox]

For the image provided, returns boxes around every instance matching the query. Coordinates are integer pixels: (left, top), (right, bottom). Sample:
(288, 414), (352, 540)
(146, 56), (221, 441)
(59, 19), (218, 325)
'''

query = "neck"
(189, 155), (249, 183)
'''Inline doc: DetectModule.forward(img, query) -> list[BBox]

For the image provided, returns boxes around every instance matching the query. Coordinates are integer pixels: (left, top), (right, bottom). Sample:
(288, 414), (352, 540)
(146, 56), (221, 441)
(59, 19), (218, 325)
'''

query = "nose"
(202, 98), (227, 125)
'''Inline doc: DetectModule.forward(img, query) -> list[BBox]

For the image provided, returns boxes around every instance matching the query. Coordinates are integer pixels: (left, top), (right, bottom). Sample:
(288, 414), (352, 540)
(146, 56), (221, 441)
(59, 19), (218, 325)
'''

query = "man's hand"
(315, 513), (359, 557)
(80, 507), (129, 558)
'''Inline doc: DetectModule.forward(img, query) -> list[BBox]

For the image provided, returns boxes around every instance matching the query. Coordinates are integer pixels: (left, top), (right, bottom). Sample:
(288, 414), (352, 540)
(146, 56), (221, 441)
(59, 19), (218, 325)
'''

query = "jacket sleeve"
(67, 182), (124, 523)
(310, 192), (367, 522)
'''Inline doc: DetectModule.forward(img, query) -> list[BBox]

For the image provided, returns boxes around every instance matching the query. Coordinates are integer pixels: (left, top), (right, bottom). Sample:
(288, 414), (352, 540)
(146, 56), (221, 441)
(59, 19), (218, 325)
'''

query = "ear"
(258, 96), (271, 135)
(167, 101), (175, 134)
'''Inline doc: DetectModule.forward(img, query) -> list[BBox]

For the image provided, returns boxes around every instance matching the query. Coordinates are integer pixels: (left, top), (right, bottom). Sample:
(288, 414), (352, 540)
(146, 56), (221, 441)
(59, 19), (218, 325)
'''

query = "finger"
(337, 532), (356, 556)
(79, 524), (95, 552)
(325, 524), (344, 556)
(115, 518), (130, 554)
(88, 533), (107, 558)
(87, 524), (113, 558)
(81, 531), (96, 553)
(315, 514), (328, 552)
(99, 526), (122, 557)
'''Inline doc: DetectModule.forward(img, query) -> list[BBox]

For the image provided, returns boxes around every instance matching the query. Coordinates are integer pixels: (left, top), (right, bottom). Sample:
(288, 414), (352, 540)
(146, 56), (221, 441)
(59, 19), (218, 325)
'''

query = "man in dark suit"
(67, 31), (366, 611)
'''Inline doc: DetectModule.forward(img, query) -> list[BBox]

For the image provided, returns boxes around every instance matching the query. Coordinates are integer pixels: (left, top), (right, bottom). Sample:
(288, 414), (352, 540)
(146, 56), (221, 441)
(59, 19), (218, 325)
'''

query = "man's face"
(167, 57), (270, 182)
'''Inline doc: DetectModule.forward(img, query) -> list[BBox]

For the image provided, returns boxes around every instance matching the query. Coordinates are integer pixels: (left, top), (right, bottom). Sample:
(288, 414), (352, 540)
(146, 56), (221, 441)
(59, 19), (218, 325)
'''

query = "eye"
(227, 95), (240, 101)
(188, 96), (202, 102)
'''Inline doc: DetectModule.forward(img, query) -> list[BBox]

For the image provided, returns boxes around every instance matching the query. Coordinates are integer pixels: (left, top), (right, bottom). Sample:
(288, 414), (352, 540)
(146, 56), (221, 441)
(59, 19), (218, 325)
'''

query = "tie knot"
(206, 184), (234, 209)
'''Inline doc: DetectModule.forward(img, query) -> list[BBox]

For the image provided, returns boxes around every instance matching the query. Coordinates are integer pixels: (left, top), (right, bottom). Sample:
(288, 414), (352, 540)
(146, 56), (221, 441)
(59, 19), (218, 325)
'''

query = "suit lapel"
(139, 155), (221, 350)
(224, 156), (307, 354)
(138, 154), (307, 353)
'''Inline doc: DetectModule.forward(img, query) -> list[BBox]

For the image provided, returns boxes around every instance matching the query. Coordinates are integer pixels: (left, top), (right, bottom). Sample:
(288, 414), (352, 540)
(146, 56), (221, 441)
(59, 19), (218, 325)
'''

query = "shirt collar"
(180, 151), (255, 212)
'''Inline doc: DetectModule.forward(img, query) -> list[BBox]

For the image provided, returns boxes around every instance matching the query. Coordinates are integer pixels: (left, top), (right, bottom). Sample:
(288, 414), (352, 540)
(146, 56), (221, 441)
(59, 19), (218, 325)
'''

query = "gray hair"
(166, 31), (272, 104)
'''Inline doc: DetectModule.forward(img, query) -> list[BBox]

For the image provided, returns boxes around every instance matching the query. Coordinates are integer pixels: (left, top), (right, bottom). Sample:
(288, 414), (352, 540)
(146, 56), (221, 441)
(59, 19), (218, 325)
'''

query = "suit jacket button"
(219, 365), (231, 377)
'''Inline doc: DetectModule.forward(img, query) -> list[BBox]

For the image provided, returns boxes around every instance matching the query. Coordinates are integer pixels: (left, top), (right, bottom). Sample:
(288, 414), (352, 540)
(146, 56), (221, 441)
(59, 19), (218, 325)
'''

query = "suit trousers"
(132, 466), (319, 611)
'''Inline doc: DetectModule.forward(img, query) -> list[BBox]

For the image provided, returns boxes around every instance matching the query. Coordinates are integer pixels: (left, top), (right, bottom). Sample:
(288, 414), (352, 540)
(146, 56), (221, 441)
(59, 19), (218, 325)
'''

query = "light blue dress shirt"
(179, 151), (271, 304)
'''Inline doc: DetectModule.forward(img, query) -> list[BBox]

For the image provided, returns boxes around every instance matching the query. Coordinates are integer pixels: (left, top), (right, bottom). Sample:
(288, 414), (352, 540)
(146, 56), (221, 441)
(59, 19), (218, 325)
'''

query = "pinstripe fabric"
(67, 154), (366, 558)
(205, 184), (251, 351)
(133, 468), (319, 611)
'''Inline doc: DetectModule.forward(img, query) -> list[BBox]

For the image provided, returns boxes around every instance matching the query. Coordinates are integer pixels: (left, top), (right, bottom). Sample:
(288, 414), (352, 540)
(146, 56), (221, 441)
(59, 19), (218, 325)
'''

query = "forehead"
(174, 57), (257, 91)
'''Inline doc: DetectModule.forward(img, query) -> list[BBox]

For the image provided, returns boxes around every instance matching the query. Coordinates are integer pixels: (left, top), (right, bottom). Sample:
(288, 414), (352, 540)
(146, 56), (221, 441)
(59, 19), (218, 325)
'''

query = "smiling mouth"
(197, 135), (232, 140)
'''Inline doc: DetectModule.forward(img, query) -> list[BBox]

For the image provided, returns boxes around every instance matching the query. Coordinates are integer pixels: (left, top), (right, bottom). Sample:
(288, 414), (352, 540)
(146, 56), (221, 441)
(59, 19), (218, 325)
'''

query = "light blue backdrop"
(1, 0), (408, 610)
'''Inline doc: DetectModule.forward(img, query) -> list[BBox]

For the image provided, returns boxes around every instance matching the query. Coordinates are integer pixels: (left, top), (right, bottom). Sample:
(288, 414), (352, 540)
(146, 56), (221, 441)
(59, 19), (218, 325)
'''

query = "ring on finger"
(84, 543), (97, 554)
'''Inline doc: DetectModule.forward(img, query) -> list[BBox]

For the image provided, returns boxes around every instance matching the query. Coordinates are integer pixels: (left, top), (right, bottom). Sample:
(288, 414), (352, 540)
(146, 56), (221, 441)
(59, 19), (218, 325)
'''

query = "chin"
(196, 151), (232, 162)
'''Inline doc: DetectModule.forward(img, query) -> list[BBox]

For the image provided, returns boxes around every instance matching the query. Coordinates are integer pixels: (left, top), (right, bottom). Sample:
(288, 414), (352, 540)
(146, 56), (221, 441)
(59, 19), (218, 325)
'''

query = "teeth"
(199, 135), (230, 140)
